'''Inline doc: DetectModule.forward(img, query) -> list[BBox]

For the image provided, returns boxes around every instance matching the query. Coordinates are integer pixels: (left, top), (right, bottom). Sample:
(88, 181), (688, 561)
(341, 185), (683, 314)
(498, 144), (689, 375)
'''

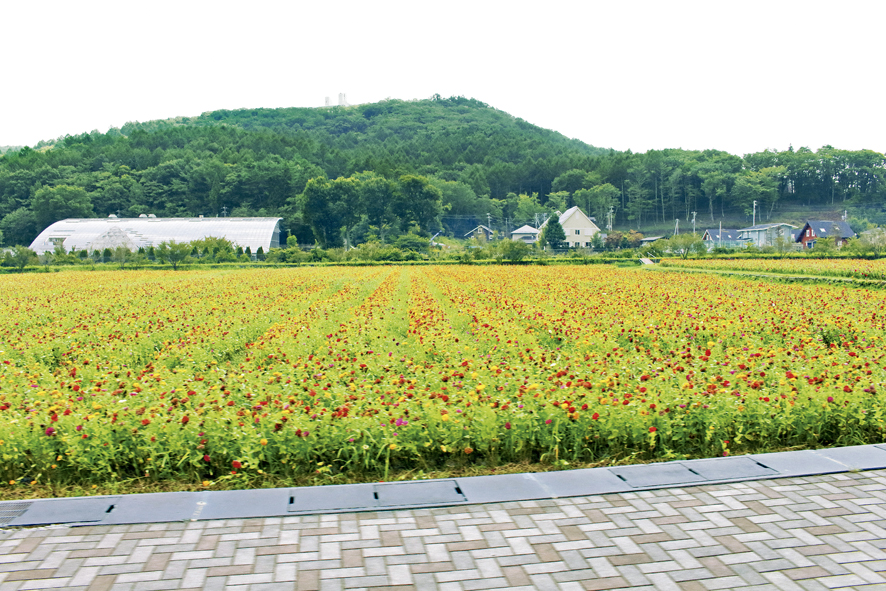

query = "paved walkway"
(2, 470), (886, 591)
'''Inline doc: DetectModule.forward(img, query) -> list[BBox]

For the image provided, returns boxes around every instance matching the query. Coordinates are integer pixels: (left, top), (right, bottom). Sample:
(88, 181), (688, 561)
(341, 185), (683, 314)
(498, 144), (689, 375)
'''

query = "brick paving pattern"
(2, 469), (886, 590)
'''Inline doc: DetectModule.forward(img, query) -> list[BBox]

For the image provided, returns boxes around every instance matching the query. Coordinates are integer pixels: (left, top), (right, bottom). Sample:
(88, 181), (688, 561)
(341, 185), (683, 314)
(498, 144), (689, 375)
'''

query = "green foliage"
(155, 240), (191, 270)
(666, 233), (706, 259)
(31, 185), (93, 228)
(393, 233), (429, 252)
(498, 239), (531, 262)
(1, 97), (885, 253)
(11, 245), (36, 272)
(541, 218), (566, 249)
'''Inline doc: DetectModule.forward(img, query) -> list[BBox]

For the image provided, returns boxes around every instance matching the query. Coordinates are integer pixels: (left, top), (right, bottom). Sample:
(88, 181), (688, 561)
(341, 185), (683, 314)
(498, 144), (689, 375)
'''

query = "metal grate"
(0, 501), (33, 525)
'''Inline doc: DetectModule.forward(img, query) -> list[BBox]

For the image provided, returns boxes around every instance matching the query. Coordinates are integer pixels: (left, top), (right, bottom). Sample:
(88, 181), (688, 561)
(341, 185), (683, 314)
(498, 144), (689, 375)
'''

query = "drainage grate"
(288, 484), (377, 512)
(0, 501), (33, 525)
(685, 457), (778, 481)
(375, 480), (465, 506)
(610, 463), (707, 488)
(7, 498), (119, 527)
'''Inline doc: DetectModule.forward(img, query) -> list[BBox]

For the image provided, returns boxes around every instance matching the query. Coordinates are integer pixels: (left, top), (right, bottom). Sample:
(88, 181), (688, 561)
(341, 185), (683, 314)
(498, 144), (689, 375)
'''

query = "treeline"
(1, 96), (884, 248)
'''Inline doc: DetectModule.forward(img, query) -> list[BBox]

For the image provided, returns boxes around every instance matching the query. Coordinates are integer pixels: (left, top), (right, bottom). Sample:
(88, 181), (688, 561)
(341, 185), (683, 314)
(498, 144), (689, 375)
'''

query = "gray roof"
(511, 225), (540, 235)
(800, 220), (855, 240)
(702, 229), (742, 241)
(29, 217), (283, 255)
(738, 222), (797, 232)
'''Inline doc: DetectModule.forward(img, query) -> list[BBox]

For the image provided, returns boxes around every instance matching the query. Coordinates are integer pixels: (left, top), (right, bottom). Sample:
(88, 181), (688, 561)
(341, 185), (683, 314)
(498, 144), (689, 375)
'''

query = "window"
(575, 230), (580, 235)
(585, 242), (592, 247)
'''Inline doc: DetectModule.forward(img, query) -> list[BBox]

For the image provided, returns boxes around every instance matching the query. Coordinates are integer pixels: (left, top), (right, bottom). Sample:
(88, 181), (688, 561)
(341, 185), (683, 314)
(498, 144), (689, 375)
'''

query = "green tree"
(31, 185), (94, 229)
(575, 184), (619, 228)
(668, 233), (705, 259)
(11, 245), (36, 272)
(301, 177), (362, 248)
(393, 233), (429, 252)
(112, 246), (132, 269)
(541, 218), (566, 249)
(358, 172), (398, 242)
(499, 240), (530, 262)
(155, 240), (191, 270)
(512, 193), (548, 225)
(397, 175), (442, 234)
(0, 208), (38, 246)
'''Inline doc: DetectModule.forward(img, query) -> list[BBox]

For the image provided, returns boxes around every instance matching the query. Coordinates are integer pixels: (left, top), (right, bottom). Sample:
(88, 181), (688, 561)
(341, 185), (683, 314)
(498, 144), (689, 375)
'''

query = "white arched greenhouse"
(29, 216), (284, 255)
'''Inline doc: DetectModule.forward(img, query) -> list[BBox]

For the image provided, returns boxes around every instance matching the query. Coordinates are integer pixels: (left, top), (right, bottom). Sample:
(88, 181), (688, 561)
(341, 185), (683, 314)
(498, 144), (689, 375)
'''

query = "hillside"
(1, 97), (884, 249)
(119, 96), (609, 197)
(0, 97), (612, 246)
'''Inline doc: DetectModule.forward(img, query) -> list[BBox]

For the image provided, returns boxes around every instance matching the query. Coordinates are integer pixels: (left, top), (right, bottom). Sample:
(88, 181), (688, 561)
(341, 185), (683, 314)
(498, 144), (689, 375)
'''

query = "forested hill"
(120, 96), (609, 194)
(1, 95), (884, 249)
(0, 96), (617, 246)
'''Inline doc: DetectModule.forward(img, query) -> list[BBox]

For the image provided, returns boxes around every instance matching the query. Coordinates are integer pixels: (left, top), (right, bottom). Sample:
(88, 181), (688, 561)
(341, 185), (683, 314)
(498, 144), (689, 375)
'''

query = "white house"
(510, 225), (540, 243)
(539, 206), (601, 248)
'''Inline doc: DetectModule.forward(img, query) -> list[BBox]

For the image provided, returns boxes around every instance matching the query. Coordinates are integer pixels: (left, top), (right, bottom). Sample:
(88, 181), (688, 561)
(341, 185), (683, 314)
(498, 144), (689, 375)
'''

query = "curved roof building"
(29, 216), (283, 255)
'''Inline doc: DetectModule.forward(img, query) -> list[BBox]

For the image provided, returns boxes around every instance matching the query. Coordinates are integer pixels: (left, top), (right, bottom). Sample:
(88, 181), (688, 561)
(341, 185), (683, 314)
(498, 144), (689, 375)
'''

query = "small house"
(464, 225), (495, 241)
(511, 225), (540, 243)
(795, 220), (855, 249)
(737, 223), (797, 248)
(538, 206), (601, 248)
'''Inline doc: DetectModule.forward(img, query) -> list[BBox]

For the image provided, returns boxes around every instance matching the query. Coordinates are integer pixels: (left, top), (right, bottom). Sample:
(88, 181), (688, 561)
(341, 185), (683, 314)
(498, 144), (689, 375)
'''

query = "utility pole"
(691, 211), (696, 234)
(487, 212), (492, 230)
(607, 206), (613, 232)
(719, 220), (722, 249)
(221, 205), (228, 218)
(752, 200), (757, 226)
(674, 219), (679, 236)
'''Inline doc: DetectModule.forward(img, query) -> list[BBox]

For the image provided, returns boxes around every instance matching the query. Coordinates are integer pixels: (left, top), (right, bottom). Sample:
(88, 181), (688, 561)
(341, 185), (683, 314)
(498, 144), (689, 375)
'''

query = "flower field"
(662, 257), (886, 281)
(1, 265), (885, 491)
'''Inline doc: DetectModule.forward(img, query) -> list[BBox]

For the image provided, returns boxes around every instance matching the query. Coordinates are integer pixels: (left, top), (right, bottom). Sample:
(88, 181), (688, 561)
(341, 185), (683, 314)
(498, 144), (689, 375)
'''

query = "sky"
(2, 0), (884, 157)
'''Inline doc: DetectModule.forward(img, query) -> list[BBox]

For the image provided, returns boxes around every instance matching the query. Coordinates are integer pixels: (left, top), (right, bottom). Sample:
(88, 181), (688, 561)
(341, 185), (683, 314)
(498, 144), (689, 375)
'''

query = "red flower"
(232, 460), (242, 469)
(592, 413), (600, 420)
(181, 415), (189, 425)
(203, 455), (211, 462)
(649, 426), (657, 433)
(505, 422), (511, 430)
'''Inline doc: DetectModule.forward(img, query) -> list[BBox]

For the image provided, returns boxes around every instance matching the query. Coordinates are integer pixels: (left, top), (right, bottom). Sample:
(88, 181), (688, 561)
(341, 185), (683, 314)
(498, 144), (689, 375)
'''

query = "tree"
(854, 228), (886, 255)
(668, 233), (705, 259)
(31, 185), (93, 229)
(499, 240), (530, 262)
(812, 236), (837, 256)
(301, 177), (362, 248)
(359, 172), (398, 242)
(575, 184), (619, 228)
(0, 207), (39, 246)
(541, 217), (566, 249)
(112, 246), (132, 269)
(512, 193), (549, 225)
(155, 240), (191, 270)
(11, 245), (36, 272)
(397, 175), (442, 233)
(773, 236), (796, 258)
(393, 233), (429, 252)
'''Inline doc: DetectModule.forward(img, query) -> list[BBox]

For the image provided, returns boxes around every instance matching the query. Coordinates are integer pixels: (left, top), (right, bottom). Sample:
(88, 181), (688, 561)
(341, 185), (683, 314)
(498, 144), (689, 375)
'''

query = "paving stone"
(3, 469), (886, 590)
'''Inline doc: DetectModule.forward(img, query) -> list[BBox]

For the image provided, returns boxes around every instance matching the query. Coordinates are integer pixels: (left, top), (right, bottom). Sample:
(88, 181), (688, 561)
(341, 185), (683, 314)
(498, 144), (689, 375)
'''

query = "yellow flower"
(389, 443), (397, 450)
(260, 438), (268, 446)
(441, 414), (449, 422)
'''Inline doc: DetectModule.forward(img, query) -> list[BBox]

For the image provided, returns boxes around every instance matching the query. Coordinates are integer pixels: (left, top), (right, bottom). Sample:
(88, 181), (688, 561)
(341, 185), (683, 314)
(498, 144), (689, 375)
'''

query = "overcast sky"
(2, 0), (883, 157)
